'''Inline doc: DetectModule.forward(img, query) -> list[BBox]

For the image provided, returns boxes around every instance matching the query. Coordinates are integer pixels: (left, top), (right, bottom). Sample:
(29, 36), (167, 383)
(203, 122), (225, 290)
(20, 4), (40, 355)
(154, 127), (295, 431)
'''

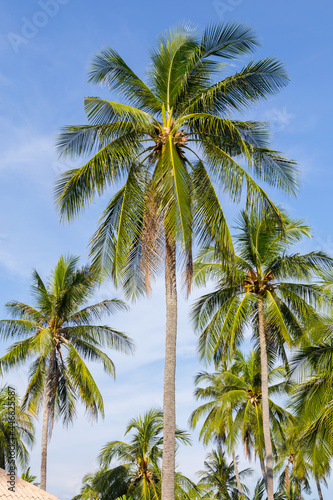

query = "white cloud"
(264, 106), (294, 132)
(0, 118), (53, 170)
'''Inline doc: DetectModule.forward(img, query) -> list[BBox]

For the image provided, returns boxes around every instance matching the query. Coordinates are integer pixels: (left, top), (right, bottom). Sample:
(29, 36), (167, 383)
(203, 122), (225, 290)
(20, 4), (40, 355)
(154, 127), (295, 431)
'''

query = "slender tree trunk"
(260, 456), (267, 490)
(285, 465), (290, 500)
(40, 356), (54, 491)
(316, 476), (324, 500)
(161, 237), (177, 500)
(232, 450), (243, 496)
(258, 298), (274, 500)
(40, 389), (50, 490)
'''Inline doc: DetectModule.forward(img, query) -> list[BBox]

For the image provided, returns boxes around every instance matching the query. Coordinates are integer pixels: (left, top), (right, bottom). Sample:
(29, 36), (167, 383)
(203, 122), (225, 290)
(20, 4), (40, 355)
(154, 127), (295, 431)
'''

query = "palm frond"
(89, 164), (147, 287)
(88, 47), (162, 113)
(66, 343), (104, 420)
(55, 132), (143, 221)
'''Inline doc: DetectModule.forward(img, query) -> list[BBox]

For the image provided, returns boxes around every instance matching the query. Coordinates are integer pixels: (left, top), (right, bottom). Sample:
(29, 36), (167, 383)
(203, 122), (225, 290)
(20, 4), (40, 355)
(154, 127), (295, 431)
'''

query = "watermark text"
(7, 0), (71, 53)
(6, 387), (16, 493)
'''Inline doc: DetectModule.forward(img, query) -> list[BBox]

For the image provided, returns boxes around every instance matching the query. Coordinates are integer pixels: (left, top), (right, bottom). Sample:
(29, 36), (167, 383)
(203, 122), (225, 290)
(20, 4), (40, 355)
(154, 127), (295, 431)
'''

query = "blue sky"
(0, 0), (333, 498)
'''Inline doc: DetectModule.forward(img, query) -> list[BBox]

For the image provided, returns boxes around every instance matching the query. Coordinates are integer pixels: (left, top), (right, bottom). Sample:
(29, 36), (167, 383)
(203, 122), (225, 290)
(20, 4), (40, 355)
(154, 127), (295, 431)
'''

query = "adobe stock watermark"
(6, 387), (17, 493)
(213, 0), (244, 21)
(7, 0), (71, 54)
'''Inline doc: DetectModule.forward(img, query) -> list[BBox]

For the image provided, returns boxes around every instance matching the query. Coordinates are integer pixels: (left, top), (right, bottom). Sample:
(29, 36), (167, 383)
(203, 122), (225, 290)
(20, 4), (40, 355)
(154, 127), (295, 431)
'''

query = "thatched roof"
(0, 468), (61, 499)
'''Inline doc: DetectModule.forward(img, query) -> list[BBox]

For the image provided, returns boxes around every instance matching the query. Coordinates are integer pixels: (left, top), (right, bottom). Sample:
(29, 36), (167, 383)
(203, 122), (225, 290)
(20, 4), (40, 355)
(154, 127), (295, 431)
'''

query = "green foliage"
(190, 350), (292, 463)
(191, 209), (332, 366)
(0, 255), (133, 433)
(0, 386), (35, 470)
(73, 409), (192, 500)
(55, 22), (298, 299)
(197, 447), (251, 499)
(290, 316), (333, 476)
(21, 467), (39, 486)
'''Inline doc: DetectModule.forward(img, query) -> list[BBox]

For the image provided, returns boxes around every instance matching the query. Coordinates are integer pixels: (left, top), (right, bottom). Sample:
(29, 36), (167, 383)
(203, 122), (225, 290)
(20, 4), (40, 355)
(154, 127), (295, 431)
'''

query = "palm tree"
(191, 210), (332, 499)
(190, 356), (251, 496)
(0, 255), (132, 490)
(251, 479), (266, 500)
(190, 350), (291, 489)
(71, 468), (108, 500)
(197, 447), (251, 499)
(21, 467), (40, 486)
(290, 319), (333, 500)
(55, 22), (299, 500)
(274, 484), (306, 500)
(97, 408), (191, 500)
(310, 446), (330, 500)
(274, 423), (312, 500)
(0, 385), (35, 471)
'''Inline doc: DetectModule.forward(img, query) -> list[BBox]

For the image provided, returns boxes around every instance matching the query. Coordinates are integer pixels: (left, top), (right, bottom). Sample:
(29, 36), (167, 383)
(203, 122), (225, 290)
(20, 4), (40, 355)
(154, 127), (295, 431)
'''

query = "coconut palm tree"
(190, 350), (292, 489)
(97, 408), (191, 500)
(190, 356), (252, 496)
(55, 22), (299, 500)
(251, 479), (266, 500)
(310, 445), (330, 500)
(274, 423), (312, 500)
(290, 319), (333, 500)
(197, 447), (251, 500)
(71, 468), (109, 500)
(0, 255), (132, 490)
(274, 484), (306, 500)
(191, 210), (332, 499)
(0, 385), (35, 471)
(21, 467), (39, 486)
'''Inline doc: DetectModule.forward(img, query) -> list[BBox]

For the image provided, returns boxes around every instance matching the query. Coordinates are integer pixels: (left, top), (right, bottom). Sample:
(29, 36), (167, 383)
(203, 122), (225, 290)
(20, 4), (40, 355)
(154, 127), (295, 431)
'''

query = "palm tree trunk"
(40, 389), (50, 490)
(316, 476), (324, 500)
(161, 237), (177, 500)
(232, 451), (243, 496)
(258, 298), (274, 500)
(40, 356), (54, 491)
(285, 465), (290, 500)
(260, 456), (267, 490)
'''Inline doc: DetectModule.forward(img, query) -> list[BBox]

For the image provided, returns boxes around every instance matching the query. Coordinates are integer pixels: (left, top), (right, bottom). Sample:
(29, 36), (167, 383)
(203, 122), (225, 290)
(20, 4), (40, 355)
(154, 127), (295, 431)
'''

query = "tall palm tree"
(0, 385), (35, 471)
(197, 447), (251, 500)
(95, 408), (191, 500)
(190, 350), (291, 489)
(0, 255), (132, 490)
(191, 210), (332, 499)
(55, 22), (298, 500)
